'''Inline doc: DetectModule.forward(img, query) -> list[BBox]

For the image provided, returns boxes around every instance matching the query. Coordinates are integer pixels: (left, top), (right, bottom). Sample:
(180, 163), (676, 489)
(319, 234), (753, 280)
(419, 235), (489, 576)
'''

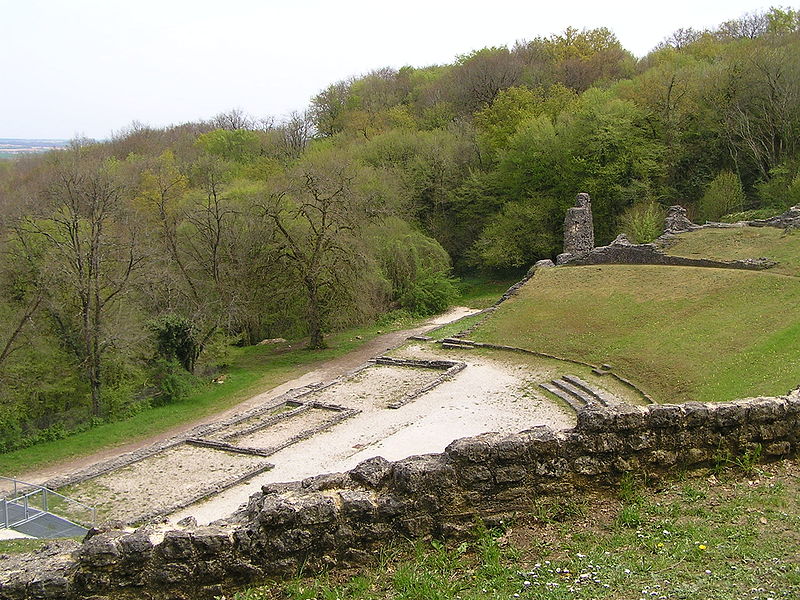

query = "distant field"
(472, 263), (800, 403)
(0, 138), (68, 159)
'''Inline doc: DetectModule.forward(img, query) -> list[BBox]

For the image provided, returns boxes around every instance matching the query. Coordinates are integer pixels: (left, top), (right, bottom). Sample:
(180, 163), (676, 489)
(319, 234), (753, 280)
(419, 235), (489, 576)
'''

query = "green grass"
(471, 264), (800, 403)
(237, 460), (800, 600)
(666, 226), (800, 277)
(0, 538), (51, 555)
(426, 312), (487, 340)
(455, 275), (518, 309)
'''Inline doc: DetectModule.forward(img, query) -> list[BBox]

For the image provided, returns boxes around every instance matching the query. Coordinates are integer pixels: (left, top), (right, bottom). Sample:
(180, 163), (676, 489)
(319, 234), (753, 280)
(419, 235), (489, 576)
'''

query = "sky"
(0, 0), (786, 139)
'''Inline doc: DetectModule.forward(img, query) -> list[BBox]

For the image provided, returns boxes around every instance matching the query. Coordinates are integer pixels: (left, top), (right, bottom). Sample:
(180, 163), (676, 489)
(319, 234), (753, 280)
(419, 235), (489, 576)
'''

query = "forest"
(0, 8), (798, 453)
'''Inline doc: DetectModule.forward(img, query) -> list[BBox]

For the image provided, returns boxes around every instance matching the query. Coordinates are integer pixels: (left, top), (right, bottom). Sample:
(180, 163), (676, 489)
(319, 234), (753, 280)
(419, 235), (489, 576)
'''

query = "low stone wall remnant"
(2, 393), (798, 600)
(558, 233), (776, 270)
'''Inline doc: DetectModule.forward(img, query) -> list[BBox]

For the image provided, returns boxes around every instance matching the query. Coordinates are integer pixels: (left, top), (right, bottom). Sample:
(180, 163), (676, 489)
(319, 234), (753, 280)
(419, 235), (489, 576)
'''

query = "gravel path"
(14, 307), (479, 486)
(169, 346), (575, 526)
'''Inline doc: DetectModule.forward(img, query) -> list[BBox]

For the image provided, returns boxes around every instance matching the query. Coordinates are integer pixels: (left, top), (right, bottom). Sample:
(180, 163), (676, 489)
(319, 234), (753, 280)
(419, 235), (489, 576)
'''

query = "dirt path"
(15, 307), (479, 486)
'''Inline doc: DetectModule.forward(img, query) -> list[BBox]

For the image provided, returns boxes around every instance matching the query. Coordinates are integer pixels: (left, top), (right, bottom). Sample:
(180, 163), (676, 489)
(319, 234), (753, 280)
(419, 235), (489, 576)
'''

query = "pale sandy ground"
(0, 529), (33, 540)
(170, 349), (575, 526)
(13, 307), (479, 486)
(6, 305), (580, 530)
(64, 445), (269, 523)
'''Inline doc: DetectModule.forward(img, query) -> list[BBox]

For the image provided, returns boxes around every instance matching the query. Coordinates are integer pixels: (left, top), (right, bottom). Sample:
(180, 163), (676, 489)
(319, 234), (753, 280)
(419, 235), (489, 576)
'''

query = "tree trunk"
(305, 282), (326, 349)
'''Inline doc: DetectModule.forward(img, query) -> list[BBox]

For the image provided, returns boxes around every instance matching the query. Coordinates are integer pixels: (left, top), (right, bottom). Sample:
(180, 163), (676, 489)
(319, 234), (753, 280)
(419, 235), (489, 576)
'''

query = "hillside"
(470, 228), (800, 404)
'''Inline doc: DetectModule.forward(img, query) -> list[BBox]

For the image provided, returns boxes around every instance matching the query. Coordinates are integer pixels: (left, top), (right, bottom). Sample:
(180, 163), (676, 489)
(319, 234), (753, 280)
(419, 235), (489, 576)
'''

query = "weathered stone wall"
(558, 234), (776, 270)
(2, 394), (798, 600)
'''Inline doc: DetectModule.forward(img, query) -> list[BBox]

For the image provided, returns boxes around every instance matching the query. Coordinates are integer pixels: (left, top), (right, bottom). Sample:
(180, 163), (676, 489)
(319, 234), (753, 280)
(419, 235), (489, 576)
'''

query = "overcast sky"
(0, 0), (785, 139)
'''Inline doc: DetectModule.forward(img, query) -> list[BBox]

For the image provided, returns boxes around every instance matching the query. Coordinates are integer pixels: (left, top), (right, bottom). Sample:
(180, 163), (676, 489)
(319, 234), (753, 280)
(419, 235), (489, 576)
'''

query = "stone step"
(539, 382), (585, 413)
(441, 338), (475, 346)
(561, 375), (617, 407)
(550, 378), (599, 407)
(441, 342), (474, 350)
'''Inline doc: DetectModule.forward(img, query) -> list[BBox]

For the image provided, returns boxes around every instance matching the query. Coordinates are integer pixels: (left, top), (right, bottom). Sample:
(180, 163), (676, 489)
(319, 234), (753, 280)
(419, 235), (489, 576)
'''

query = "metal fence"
(0, 475), (96, 530)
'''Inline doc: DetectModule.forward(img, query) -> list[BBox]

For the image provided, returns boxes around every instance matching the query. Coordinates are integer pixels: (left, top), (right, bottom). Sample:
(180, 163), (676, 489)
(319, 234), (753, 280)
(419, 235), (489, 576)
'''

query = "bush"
(398, 269), (458, 316)
(756, 165), (800, 210)
(698, 171), (745, 222)
(620, 201), (665, 243)
(368, 217), (457, 316)
(471, 198), (559, 269)
(149, 314), (201, 373)
(150, 359), (196, 406)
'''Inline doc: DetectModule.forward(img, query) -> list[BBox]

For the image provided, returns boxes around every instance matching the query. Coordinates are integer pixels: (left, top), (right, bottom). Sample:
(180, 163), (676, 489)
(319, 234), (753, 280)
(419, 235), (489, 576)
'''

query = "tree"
(474, 84), (577, 158)
(263, 153), (383, 348)
(15, 148), (143, 417)
(719, 41), (800, 182)
(211, 108), (256, 131)
(445, 47), (522, 114)
(310, 80), (352, 137)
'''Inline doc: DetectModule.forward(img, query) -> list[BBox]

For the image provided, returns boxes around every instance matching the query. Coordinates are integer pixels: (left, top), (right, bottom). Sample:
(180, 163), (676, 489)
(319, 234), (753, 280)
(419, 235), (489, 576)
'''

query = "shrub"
(397, 269), (458, 316)
(697, 171), (745, 222)
(620, 201), (665, 243)
(149, 314), (201, 373)
(755, 165), (800, 210)
(369, 217), (457, 316)
(149, 359), (196, 406)
(471, 197), (559, 270)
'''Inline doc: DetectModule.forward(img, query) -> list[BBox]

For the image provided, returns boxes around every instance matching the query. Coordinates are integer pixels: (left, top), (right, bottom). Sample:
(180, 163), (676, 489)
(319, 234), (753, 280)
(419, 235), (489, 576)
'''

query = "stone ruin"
(750, 204), (800, 229)
(554, 199), (776, 271)
(664, 205), (695, 233)
(559, 193), (594, 263)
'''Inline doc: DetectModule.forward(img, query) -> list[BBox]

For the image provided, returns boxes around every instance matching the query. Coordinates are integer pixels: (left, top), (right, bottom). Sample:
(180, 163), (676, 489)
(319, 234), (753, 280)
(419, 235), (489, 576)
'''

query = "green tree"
(14, 149), (143, 417)
(263, 152), (384, 348)
(471, 197), (560, 269)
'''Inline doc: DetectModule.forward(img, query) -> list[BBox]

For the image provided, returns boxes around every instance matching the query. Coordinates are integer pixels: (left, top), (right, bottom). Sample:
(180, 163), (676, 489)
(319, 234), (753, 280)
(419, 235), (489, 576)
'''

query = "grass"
(236, 460), (800, 600)
(455, 275), (518, 309)
(0, 538), (51, 555)
(471, 264), (800, 403)
(427, 312), (487, 341)
(665, 226), (800, 277)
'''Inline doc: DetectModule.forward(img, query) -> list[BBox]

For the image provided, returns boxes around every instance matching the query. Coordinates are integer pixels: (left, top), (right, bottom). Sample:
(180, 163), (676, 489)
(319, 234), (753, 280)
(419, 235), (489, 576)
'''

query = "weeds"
(713, 443), (763, 475)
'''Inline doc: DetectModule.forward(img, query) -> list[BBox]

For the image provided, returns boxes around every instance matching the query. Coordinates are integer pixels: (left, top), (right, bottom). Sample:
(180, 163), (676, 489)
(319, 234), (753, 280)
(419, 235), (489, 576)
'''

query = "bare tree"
(279, 110), (314, 158)
(211, 108), (255, 131)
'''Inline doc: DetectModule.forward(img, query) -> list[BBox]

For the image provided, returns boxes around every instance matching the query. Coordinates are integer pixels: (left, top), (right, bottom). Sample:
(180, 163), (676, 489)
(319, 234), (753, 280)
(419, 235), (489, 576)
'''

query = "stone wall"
(2, 394), (798, 600)
(558, 234), (776, 270)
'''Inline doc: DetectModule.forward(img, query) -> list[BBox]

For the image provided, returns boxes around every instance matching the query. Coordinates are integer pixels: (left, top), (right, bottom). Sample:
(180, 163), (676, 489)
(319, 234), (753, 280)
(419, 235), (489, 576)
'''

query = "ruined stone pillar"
(664, 205), (694, 233)
(563, 192), (594, 255)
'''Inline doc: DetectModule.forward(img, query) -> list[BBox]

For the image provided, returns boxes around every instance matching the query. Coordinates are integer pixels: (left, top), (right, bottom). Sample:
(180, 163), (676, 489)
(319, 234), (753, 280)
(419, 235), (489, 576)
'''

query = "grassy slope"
(237, 460), (800, 600)
(666, 226), (800, 277)
(471, 264), (800, 403)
